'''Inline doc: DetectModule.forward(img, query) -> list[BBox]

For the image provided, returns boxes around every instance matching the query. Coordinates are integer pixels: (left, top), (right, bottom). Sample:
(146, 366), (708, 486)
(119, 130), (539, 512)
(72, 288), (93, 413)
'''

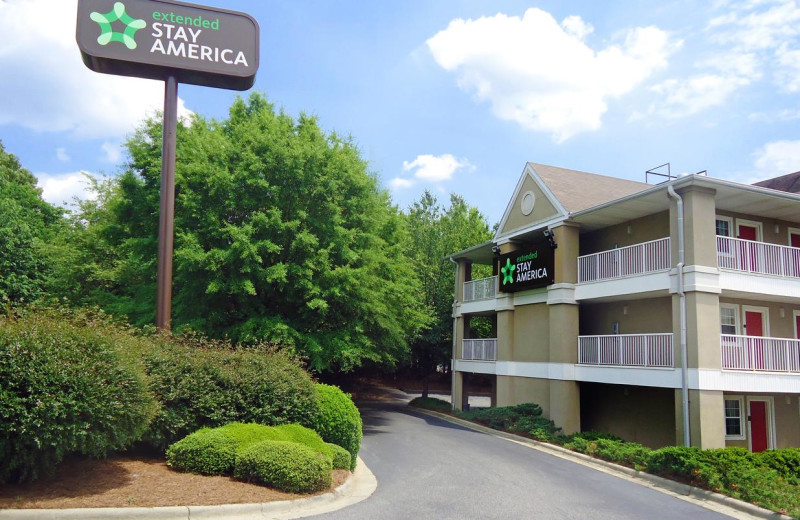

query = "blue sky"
(1, 0), (799, 225)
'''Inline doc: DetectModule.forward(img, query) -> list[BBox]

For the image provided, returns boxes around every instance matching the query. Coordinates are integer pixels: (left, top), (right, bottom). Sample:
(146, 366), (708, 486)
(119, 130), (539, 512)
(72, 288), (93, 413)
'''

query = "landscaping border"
(0, 457), (376, 520)
(411, 407), (793, 520)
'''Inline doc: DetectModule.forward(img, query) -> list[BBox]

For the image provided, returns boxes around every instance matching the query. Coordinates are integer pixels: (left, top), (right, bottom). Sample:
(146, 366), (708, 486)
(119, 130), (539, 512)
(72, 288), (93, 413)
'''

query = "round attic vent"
(520, 190), (535, 216)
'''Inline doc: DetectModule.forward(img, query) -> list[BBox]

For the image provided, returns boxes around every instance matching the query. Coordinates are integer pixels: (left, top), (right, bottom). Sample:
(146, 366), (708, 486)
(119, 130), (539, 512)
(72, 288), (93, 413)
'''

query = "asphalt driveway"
(314, 398), (735, 520)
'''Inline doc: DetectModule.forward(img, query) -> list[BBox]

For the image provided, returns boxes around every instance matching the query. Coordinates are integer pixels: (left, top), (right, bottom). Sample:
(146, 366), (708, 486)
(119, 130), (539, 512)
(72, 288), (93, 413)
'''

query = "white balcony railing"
(463, 276), (498, 302)
(721, 334), (800, 372)
(578, 237), (671, 283)
(717, 236), (800, 279)
(462, 338), (497, 361)
(578, 334), (674, 368)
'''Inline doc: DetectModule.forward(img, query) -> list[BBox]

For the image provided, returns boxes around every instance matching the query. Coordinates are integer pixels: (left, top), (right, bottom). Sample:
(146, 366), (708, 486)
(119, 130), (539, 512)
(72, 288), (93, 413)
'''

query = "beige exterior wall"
(718, 297), (800, 338)
(579, 211), (670, 256)
(717, 210), (800, 247)
(581, 383), (676, 448)
(553, 223), (580, 284)
(675, 186), (717, 267)
(723, 393), (800, 450)
(512, 304), (550, 362)
(496, 375), (551, 416)
(690, 390), (725, 449)
(672, 291), (721, 370)
(496, 310), (514, 362)
(579, 299), (672, 336)
(499, 174), (561, 236)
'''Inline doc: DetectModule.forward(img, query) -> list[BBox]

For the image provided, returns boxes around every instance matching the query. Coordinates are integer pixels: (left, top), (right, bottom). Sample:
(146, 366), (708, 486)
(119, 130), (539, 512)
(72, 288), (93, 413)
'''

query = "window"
(725, 398), (745, 439)
(716, 217), (732, 237)
(720, 306), (738, 335)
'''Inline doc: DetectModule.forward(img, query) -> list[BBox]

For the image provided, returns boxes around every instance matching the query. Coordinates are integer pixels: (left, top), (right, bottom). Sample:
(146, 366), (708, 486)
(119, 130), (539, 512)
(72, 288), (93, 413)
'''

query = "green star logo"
(501, 258), (515, 285)
(90, 2), (146, 50)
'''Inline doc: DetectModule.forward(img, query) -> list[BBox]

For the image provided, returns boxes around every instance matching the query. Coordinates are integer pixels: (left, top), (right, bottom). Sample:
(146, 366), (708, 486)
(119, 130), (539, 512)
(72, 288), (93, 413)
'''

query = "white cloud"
(402, 154), (471, 181)
(426, 9), (677, 142)
(389, 177), (415, 190)
(36, 171), (99, 207)
(56, 147), (70, 162)
(647, 1), (800, 120)
(101, 142), (123, 163)
(391, 154), (473, 189)
(752, 140), (800, 180)
(775, 43), (800, 92)
(0, 0), (192, 139)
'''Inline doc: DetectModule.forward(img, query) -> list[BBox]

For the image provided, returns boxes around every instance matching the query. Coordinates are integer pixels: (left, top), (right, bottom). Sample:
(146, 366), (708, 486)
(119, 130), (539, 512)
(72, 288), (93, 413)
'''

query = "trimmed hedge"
(234, 440), (332, 493)
(327, 442), (351, 470)
(310, 384), (362, 470)
(142, 336), (319, 450)
(408, 396), (451, 412)
(0, 307), (157, 483)
(167, 422), (341, 479)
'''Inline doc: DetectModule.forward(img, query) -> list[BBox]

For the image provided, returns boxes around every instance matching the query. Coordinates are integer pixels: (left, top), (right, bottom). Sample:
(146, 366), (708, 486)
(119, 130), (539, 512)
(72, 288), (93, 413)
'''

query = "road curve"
(314, 399), (734, 520)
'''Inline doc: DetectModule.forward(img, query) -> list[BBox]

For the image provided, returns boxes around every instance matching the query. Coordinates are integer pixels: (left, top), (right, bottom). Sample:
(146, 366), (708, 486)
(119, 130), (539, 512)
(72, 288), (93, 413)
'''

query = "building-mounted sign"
(498, 241), (555, 292)
(77, 0), (259, 90)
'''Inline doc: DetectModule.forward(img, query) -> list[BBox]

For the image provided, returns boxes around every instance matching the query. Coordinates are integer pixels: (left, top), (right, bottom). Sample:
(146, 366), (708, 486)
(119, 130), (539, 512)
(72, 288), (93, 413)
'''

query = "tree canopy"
(404, 191), (492, 392)
(0, 142), (62, 304)
(67, 93), (427, 372)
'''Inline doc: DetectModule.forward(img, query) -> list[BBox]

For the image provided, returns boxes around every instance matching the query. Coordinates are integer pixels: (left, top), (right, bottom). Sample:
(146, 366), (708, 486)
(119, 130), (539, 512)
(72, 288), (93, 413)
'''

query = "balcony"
(716, 236), (800, 279)
(721, 334), (800, 373)
(577, 237), (671, 283)
(578, 334), (674, 368)
(462, 338), (497, 361)
(463, 276), (498, 302)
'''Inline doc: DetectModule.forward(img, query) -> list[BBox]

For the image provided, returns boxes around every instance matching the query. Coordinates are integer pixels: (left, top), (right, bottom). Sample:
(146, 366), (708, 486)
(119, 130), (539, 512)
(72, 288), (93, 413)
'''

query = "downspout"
(667, 185), (691, 447)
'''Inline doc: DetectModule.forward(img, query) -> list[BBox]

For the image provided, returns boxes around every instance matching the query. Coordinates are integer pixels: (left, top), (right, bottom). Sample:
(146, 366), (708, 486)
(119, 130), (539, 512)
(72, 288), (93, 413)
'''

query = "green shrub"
(0, 306), (158, 483)
(310, 384), (362, 470)
(409, 396), (452, 412)
(754, 448), (800, 484)
(592, 439), (651, 469)
(274, 424), (333, 460)
(166, 422), (339, 477)
(166, 428), (239, 475)
(327, 442), (351, 470)
(458, 403), (561, 438)
(142, 336), (319, 450)
(234, 440), (332, 493)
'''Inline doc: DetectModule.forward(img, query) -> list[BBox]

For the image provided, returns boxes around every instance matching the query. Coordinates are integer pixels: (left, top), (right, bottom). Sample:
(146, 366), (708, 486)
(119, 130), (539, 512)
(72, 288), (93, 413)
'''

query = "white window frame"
(719, 302), (741, 335)
(746, 396), (776, 451)
(724, 395), (746, 441)
(736, 219), (763, 242)
(742, 305), (770, 337)
(715, 215), (734, 237)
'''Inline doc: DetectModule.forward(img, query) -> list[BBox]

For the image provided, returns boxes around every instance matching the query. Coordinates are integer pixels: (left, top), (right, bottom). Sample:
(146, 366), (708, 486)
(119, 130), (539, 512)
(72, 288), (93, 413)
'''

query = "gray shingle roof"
(529, 162), (650, 213)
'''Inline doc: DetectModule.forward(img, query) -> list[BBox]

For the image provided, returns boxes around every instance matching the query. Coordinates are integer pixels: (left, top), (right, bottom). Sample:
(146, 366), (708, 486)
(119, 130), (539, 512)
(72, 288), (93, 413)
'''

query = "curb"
(411, 407), (793, 520)
(0, 456), (377, 520)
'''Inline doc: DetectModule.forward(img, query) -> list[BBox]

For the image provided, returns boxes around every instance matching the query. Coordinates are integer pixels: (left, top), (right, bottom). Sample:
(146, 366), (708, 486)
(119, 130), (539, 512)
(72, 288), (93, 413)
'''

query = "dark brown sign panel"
(77, 0), (259, 90)
(498, 242), (555, 292)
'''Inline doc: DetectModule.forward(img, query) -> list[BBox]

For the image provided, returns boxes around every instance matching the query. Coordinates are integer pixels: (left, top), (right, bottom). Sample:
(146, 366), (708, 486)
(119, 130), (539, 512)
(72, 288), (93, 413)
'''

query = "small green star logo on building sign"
(501, 258), (515, 285)
(90, 2), (146, 50)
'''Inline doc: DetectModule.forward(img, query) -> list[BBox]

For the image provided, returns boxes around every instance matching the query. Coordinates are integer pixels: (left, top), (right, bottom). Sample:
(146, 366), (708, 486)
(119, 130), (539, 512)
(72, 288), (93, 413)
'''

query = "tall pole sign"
(77, 0), (259, 330)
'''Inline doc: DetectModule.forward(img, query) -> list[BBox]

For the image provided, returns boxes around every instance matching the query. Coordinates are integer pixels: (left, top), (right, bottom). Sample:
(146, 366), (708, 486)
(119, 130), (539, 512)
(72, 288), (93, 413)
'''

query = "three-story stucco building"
(451, 163), (800, 451)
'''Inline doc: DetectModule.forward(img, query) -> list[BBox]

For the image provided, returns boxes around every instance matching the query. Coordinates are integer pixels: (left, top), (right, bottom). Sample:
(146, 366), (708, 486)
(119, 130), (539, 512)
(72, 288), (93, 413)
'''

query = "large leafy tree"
(0, 142), (62, 304)
(404, 191), (492, 396)
(73, 93), (427, 372)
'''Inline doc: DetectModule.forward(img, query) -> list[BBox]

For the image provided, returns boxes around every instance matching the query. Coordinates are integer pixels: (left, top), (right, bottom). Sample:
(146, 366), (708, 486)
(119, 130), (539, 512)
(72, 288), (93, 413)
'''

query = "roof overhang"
(450, 240), (495, 264)
(570, 175), (800, 232)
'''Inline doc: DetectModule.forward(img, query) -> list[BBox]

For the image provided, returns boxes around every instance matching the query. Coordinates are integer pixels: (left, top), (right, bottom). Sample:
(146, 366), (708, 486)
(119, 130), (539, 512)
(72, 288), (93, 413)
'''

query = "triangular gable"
(495, 163), (568, 241)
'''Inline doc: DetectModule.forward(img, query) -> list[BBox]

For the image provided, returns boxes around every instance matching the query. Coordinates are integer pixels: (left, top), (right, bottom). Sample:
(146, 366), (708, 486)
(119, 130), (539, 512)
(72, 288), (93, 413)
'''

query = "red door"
(750, 401), (769, 452)
(796, 314), (800, 339)
(745, 311), (765, 369)
(791, 232), (800, 248)
(738, 225), (758, 271)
